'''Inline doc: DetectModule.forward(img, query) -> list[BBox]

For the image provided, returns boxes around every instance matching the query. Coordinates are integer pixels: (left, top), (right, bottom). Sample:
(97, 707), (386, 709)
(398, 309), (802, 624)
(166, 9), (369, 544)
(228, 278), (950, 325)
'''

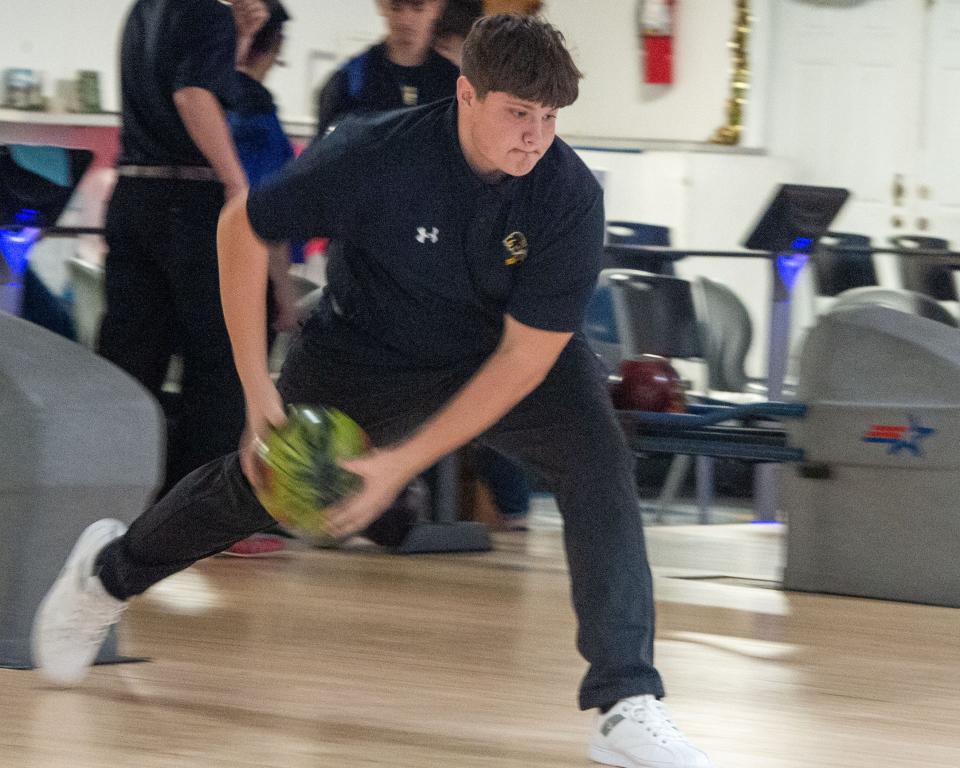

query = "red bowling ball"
(611, 355), (686, 413)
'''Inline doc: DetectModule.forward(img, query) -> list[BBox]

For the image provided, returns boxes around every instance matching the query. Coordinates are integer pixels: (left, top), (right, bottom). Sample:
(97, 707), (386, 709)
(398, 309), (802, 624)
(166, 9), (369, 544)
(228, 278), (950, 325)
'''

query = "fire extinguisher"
(638, 0), (675, 85)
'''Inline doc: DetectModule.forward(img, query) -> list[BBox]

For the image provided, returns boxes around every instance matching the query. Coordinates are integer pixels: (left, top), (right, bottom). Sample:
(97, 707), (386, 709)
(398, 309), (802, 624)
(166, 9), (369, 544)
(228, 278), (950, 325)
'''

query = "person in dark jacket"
(314, 0), (456, 137)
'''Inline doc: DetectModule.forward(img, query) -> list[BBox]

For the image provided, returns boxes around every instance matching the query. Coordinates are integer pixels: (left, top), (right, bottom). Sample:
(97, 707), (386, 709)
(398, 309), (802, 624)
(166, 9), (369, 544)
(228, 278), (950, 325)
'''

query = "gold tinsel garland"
(709, 0), (751, 145)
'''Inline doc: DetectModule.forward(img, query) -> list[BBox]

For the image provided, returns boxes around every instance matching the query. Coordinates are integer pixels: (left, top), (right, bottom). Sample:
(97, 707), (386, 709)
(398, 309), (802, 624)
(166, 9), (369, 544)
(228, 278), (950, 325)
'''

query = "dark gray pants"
(97, 298), (665, 708)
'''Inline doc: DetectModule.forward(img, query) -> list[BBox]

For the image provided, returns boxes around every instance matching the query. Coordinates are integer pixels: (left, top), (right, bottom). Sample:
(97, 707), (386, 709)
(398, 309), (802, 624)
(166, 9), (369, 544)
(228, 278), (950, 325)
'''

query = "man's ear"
(457, 75), (476, 107)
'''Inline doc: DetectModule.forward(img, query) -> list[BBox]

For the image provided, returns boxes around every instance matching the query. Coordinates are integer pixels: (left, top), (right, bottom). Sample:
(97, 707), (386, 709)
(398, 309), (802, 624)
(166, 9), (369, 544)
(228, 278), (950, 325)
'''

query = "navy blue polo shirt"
(117, 0), (237, 167)
(247, 98), (603, 368)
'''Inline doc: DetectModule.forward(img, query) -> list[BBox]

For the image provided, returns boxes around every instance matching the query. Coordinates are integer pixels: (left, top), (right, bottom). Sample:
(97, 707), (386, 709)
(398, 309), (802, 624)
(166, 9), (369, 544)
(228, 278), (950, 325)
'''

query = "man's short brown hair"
(460, 14), (582, 109)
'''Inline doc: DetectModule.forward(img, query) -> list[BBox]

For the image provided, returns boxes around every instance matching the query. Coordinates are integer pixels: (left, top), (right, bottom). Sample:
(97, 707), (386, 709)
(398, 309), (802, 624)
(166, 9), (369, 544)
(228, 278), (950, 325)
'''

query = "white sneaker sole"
(589, 744), (636, 768)
(589, 741), (711, 768)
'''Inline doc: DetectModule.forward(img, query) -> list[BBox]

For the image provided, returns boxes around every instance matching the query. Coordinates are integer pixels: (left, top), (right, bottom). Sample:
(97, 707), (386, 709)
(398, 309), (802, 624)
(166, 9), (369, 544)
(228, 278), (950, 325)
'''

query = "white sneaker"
(589, 695), (714, 768)
(31, 519), (128, 686)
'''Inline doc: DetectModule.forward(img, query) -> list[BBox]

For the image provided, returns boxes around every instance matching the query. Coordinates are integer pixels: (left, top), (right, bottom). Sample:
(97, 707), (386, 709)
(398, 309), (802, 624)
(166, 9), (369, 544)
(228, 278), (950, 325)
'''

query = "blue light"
(0, 226), (42, 278)
(775, 252), (808, 291)
(790, 236), (813, 251)
(14, 208), (40, 225)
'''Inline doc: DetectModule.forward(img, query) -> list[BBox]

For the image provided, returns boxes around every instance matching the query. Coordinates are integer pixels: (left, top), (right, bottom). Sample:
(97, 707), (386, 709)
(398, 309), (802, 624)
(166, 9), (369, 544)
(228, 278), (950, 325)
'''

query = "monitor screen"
(743, 184), (850, 253)
(0, 144), (94, 229)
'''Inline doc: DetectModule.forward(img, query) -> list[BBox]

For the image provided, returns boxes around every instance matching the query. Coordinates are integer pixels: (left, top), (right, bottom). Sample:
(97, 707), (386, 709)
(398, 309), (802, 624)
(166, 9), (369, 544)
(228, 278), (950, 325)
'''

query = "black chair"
(582, 274), (623, 374)
(603, 220), (675, 275)
(812, 232), (877, 297)
(604, 269), (700, 360)
(605, 220), (671, 247)
(891, 234), (955, 302)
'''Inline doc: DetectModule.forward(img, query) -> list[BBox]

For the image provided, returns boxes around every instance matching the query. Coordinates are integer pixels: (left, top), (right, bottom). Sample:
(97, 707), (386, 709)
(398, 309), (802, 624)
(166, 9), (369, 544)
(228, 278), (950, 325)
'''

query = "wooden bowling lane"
(2, 523), (959, 767)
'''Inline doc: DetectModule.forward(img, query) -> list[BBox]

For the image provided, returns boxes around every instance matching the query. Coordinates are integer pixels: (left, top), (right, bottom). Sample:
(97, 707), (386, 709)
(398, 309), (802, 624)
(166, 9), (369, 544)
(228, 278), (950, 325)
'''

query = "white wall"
(2, 0), (130, 113)
(1, 0), (766, 138)
(261, 0), (383, 121)
(544, 0), (735, 143)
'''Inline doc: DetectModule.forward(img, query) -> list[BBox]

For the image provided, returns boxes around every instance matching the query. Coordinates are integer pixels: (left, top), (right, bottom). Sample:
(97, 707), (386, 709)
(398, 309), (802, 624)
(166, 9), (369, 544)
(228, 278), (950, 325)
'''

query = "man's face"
(457, 78), (559, 178)
(378, 0), (444, 51)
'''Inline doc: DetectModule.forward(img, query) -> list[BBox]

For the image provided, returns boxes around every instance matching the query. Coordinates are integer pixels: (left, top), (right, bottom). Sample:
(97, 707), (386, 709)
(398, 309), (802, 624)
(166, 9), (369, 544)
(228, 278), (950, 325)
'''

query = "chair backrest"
(890, 234), (956, 302)
(830, 286), (958, 327)
(605, 220), (671, 247)
(582, 275), (623, 374)
(603, 221), (674, 276)
(603, 268), (701, 360)
(66, 256), (105, 350)
(693, 276), (752, 392)
(812, 232), (877, 297)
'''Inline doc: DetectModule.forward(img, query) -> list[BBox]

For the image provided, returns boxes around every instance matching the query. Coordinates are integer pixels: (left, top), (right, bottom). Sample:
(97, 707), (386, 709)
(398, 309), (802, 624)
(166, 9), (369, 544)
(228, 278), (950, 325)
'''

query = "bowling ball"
(610, 355), (686, 413)
(254, 405), (369, 543)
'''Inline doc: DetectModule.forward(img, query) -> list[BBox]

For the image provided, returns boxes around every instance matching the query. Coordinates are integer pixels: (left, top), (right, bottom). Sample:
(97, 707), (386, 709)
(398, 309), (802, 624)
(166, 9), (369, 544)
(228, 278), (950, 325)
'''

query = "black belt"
(117, 165), (219, 182)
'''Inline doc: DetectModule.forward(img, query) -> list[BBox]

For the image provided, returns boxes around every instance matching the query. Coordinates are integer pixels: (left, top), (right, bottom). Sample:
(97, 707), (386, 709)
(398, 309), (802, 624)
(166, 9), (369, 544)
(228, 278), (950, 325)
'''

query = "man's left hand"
(326, 449), (412, 538)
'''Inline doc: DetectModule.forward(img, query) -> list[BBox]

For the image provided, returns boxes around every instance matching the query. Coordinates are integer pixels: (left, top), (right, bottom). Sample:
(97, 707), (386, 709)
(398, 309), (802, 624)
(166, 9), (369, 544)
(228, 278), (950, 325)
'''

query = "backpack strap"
(345, 52), (369, 100)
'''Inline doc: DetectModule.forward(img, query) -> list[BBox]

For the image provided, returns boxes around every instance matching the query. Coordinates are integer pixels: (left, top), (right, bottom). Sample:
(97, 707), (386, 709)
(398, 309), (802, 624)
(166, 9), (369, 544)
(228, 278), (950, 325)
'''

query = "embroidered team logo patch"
(503, 231), (528, 265)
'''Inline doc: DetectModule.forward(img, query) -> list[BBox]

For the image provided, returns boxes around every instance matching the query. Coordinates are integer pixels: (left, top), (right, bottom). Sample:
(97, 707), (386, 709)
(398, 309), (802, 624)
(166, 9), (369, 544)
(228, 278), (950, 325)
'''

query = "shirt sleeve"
(173, 6), (237, 106)
(506, 189), (604, 333)
(246, 121), (371, 243)
(315, 70), (349, 138)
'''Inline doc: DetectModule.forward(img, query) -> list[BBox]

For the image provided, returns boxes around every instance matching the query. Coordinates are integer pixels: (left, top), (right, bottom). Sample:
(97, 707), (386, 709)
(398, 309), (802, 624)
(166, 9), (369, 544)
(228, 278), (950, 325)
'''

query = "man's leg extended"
(480, 335), (664, 710)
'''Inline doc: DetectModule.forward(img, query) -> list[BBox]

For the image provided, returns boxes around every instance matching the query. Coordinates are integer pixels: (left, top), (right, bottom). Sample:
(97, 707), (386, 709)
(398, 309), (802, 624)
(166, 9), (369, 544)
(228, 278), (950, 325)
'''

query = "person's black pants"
(97, 295), (665, 709)
(98, 176), (245, 491)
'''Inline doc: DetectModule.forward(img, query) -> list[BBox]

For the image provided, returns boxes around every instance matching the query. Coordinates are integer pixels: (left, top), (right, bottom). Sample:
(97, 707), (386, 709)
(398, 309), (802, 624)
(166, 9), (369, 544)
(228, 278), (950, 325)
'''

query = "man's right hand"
(239, 380), (287, 489)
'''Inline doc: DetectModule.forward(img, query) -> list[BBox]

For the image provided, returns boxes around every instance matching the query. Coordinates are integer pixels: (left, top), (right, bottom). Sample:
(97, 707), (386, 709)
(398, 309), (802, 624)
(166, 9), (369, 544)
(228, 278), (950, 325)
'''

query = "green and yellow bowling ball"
(254, 405), (368, 543)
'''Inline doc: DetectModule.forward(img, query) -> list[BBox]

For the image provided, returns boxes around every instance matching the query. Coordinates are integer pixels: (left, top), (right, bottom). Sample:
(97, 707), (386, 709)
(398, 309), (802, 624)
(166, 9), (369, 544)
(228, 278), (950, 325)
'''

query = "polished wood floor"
(3, 521), (960, 768)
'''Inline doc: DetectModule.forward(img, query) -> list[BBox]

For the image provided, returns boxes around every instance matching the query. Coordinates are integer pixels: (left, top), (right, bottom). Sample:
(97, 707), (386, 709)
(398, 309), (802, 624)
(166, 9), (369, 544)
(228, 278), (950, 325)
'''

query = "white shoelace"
(625, 696), (686, 744)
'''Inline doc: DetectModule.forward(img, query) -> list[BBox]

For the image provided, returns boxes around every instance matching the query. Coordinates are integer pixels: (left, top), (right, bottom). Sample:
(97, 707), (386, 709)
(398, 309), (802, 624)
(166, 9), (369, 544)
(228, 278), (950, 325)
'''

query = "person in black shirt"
(34, 15), (714, 768)
(314, 0), (458, 137)
(97, 0), (267, 492)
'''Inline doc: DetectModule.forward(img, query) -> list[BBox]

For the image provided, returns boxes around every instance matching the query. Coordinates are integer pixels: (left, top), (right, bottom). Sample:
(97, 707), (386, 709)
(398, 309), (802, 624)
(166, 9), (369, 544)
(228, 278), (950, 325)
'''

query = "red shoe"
(220, 533), (286, 558)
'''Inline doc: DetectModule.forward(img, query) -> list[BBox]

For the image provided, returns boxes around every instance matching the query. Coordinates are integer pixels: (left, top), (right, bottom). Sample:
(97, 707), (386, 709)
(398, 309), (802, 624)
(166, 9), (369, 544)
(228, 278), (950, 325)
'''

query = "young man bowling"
(34, 15), (713, 768)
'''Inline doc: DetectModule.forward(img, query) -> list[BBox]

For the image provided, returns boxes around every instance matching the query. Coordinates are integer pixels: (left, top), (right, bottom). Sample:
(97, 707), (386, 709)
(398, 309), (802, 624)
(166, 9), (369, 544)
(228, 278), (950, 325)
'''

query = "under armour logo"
(416, 227), (439, 244)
